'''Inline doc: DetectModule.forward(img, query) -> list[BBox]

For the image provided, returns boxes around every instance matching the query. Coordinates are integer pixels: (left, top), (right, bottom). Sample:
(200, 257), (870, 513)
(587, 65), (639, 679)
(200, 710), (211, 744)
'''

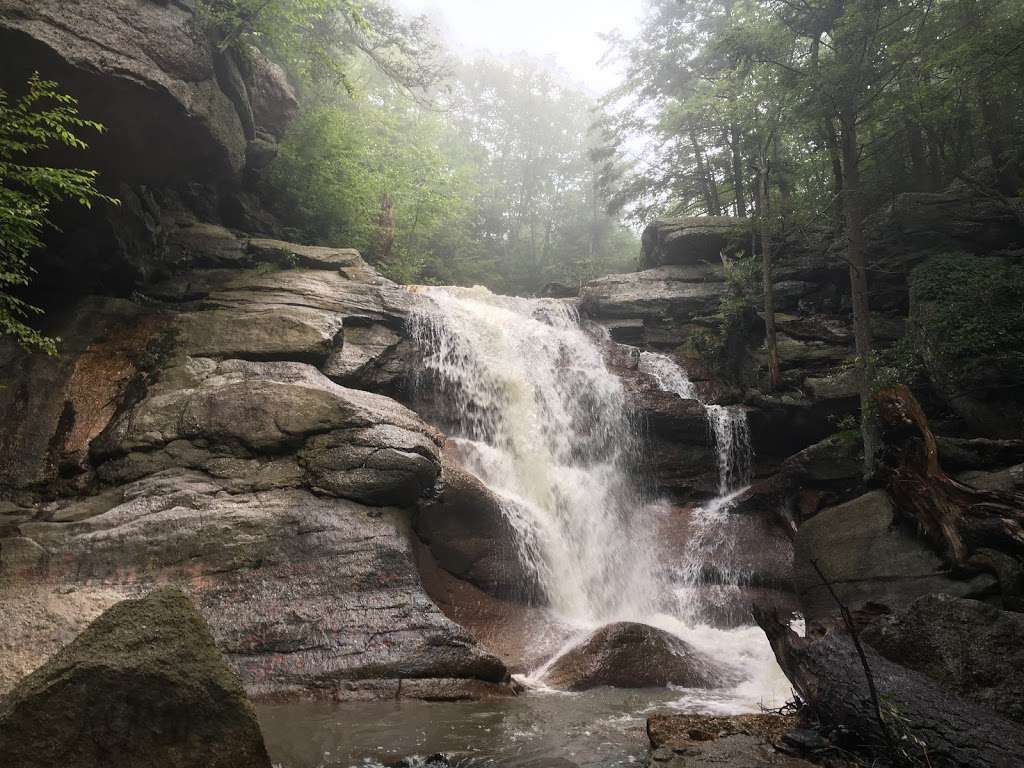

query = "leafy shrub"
(909, 253), (1024, 388)
(0, 74), (115, 354)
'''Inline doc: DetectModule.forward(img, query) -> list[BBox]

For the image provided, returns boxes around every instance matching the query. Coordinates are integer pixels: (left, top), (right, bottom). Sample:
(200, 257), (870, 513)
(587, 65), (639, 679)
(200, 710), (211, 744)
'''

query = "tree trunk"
(690, 131), (720, 216)
(823, 119), (844, 230)
(772, 130), (791, 213)
(754, 607), (1024, 768)
(757, 159), (781, 391)
(979, 92), (1022, 196)
(875, 385), (1024, 570)
(729, 123), (747, 218)
(371, 192), (395, 265)
(905, 120), (929, 191)
(839, 111), (878, 477)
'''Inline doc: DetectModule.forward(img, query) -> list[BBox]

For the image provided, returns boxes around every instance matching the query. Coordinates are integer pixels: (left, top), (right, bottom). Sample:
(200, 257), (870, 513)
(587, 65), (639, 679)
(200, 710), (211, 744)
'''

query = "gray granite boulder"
(0, 587), (272, 768)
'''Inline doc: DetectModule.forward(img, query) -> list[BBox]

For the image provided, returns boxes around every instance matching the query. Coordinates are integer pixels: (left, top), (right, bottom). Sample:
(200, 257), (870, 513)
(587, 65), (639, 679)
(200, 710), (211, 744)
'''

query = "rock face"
(793, 491), (997, 620)
(641, 217), (745, 267)
(863, 594), (1024, 723)
(415, 460), (539, 601)
(646, 713), (815, 768)
(0, 0), (296, 183)
(0, 223), (511, 701)
(540, 622), (724, 691)
(0, 588), (272, 768)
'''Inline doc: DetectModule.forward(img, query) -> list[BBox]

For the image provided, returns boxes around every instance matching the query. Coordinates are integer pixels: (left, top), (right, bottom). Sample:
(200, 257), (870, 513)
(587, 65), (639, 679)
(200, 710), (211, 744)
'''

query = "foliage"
(265, 55), (638, 293)
(0, 74), (115, 354)
(599, 0), (1024, 223)
(909, 253), (1024, 387)
(196, 0), (448, 93)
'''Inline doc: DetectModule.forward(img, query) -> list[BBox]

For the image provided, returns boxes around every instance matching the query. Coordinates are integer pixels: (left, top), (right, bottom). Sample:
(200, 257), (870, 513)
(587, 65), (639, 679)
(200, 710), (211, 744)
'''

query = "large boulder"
(0, 588), (271, 768)
(415, 460), (539, 601)
(0, 0), (247, 182)
(641, 217), (747, 267)
(793, 491), (997, 621)
(540, 622), (724, 691)
(581, 264), (727, 320)
(1, 472), (510, 700)
(0, 248), (513, 701)
(862, 594), (1024, 723)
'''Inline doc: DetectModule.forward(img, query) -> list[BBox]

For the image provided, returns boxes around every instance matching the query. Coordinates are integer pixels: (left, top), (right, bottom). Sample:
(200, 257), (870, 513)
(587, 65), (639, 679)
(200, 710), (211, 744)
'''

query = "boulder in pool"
(0, 587), (271, 768)
(540, 622), (723, 691)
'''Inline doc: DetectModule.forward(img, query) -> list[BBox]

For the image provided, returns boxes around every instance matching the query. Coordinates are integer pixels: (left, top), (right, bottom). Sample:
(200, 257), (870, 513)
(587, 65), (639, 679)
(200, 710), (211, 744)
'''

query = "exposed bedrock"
(640, 217), (748, 267)
(414, 458), (540, 602)
(0, 226), (512, 701)
(862, 593), (1024, 724)
(0, 587), (272, 768)
(793, 490), (998, 621)
(539, 622), (726, 691)
(0, 0), (297, 184)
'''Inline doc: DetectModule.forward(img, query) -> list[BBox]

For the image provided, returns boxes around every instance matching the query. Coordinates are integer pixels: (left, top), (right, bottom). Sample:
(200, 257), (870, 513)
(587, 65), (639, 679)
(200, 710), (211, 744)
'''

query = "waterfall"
(636, 351), (751, 495)
(637, 350), (754, 621)
(408, 286), (660, 625)
(409, 286), (789, 711)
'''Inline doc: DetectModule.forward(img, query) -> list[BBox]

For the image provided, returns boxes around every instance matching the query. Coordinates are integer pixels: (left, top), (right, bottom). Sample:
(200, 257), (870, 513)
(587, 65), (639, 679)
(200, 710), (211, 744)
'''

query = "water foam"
(409, 286), (791, 711)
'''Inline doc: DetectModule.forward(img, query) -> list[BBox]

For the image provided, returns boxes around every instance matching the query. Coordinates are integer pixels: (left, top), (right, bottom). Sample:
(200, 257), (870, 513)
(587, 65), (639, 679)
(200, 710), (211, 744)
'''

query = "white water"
(636, 351), (752, 495)
(638, 350), (758, 622)
(409, 285), (790, 711)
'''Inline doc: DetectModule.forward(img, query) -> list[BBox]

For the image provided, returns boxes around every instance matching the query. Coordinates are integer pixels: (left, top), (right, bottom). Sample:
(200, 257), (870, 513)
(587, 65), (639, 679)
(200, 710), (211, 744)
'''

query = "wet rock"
(90, 359), (436, 459)
(955, 463), (1024, 493)
(746, 392), (858, 461)
(862, 593), (1024, 722)
(0, 297), (165, 492)
(301, 425), (441, 506)
(415, 461), (538, 601)
(3, 472), (508, 699)
(793, 490), (998, 621)
(175, 306), (344, 364)
(541, 622), (723, 691)
(322, 322), (404, 381)
(646, 713), (815, 768)
(641, 217), (747, 267)
(246, 238), (366, 271)
(165, 220), (248, 266)
(934, 436), (1024, 471)
(0, 0), (246, 182)
(245, 47), (298, 140)
(0, 587), (271, 768)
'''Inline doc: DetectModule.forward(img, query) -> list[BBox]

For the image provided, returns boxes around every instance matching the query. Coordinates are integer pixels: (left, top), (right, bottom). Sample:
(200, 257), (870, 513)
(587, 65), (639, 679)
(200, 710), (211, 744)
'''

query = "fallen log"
(875, 385), (1024, 570)
(754, 606), (1024, 768)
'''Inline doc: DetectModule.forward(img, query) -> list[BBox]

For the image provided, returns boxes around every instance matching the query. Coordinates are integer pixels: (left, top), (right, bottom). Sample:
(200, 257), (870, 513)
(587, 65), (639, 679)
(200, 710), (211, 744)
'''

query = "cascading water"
(408, 286), (660, 625)
(636, 351), (752, 495)
(409, 285), (789, 712)
(638, 350), (754, 622)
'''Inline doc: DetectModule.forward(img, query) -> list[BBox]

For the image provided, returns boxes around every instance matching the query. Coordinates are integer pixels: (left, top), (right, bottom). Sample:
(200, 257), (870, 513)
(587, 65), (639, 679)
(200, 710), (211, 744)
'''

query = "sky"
(392, 0), (645, 94)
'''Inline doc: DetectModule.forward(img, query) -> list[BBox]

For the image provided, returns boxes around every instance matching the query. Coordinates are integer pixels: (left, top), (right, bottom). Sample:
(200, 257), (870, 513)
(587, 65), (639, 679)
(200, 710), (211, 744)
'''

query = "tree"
(0, 74), (115, 354)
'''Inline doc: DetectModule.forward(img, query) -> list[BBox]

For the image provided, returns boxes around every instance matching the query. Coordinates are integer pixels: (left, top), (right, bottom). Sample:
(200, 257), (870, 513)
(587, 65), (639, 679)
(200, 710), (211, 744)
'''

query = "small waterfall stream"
(409, 285), (789, 711)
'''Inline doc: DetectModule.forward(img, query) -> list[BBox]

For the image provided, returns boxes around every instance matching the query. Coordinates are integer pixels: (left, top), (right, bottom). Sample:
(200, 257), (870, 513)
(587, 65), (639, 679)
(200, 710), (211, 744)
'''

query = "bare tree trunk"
(690, 131), (720, 216)
(729, 123), (747, 218)
(772, 130), (791, 213)
(823, 119), (844, 230)
(840, 111), (878, 477)
(371, 192), (395, 265)
(906, 120), (929, 191)
(757, 157), (781, 391)
(754, 607), (1024, 768)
